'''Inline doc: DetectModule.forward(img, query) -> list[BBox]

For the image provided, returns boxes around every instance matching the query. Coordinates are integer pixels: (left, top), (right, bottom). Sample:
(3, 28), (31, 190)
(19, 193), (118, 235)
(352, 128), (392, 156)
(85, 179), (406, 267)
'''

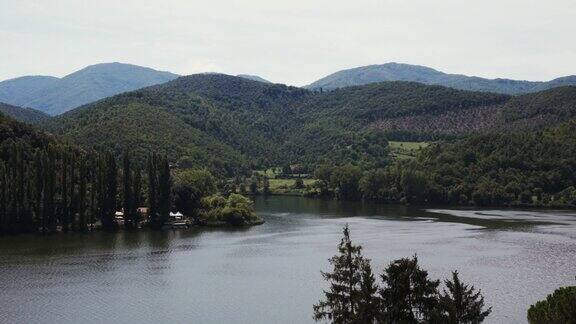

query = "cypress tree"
(15, 144), (25, 233)
(102, 153), (117, 231)
(61, 151), (69, 232)
(69, 151), (78, 230)
(78, 155), (87, 232)
(0, 162), (6, 234)
(44, 147), (56, 233)
(122, 152), (133, 229)
(133, 168), (142, 228)
(34, 151), (44, 232)
(89, 154), (97, 230)
(157, 156), (171, 228)
(147, 154), (158, 228)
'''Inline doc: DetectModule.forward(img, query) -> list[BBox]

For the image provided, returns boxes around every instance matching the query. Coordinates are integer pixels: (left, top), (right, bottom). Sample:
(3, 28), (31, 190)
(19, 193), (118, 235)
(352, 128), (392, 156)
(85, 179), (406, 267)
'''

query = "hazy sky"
(1, 0), (575, 86)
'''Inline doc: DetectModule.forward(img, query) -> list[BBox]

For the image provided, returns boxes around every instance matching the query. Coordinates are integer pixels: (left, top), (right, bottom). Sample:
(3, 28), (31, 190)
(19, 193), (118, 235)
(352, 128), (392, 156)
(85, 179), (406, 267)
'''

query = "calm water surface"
(1, 196), (575, 324)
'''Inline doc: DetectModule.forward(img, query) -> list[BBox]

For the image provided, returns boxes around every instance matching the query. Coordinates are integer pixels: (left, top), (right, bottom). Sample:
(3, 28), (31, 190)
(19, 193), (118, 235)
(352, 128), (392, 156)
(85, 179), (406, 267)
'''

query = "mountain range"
(306, 63), (576, 95)
(0, 63), (178, 115)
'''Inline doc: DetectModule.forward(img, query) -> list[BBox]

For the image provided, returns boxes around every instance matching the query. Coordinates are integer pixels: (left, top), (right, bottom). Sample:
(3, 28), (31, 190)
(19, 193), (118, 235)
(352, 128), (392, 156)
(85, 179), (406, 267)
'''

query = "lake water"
(1, 196), (575, 324)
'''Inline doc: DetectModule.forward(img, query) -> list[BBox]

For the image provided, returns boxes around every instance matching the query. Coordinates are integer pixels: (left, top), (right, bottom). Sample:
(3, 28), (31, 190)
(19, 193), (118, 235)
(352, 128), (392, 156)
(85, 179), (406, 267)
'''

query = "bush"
(199, 193), (261, 226)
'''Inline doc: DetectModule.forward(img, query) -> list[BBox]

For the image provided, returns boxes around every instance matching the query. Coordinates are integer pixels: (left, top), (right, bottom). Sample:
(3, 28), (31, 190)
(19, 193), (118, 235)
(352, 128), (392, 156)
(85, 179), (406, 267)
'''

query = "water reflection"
(0, 196), (574, 324)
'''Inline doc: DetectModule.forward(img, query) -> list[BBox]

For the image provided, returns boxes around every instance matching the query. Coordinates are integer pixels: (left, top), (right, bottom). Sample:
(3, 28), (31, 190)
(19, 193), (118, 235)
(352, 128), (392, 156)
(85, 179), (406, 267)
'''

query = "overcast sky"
(1, 0), (575, 86)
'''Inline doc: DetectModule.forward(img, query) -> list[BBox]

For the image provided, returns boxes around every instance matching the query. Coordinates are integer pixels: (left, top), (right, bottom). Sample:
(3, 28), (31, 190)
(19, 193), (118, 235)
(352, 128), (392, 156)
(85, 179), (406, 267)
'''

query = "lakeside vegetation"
(307, 119), (576, 207)
(0, 112), (261, 235)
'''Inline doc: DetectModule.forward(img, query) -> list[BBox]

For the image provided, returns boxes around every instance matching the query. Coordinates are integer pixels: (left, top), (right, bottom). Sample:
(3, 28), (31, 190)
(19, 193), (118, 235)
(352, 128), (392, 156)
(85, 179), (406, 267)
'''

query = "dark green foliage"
(527, 286), (576, 324)
(329, 165), (363, 201)
(173, 169), (217, 217)
(438, 271), (492, 324)
(123, 153), (138, 230)
(157, 156), (171, 227)
(313, 225), (372, 323)
(42, 75), (514, 173)
(318, 117), (576, 207)
(315, 228), (492, 324)
(199, 193), (261, 226)
(0, 113), (203, 235)
(147, 154), (158, 227)
(379, 256), (440, 323)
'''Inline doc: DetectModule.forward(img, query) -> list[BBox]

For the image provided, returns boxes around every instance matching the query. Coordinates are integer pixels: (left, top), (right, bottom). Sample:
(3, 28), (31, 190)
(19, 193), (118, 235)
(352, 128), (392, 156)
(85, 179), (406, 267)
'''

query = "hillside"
(0, 63), (178, 116)
(0, 102), (49, 124)
(42, 74), (313, 173)
(43, 75), (530, 172)
(369, 86), (576, 140)
(0, 111), (55, 151)
(403, 118), (576, 206)
(306, 63), (576, 95)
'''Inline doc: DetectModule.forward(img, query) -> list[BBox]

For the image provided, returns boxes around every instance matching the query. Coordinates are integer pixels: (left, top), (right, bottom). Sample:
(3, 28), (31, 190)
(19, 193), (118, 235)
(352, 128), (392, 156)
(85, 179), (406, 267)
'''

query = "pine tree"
(357, 258), (379, 323)
(379, 255), (440, 323)
(313, 225), (370, 323)
(438, 271), (491, 324)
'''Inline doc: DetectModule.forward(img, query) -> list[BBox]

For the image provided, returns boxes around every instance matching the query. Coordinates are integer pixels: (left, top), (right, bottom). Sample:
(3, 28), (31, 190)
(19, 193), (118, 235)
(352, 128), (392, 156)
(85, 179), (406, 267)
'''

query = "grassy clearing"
(389, 141), (429, 159)
(268, 178), (316, 190)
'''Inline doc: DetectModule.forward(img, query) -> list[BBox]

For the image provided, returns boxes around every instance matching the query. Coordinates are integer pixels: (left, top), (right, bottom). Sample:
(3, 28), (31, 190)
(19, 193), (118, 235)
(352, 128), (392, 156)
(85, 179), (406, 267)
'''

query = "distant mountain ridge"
(237, 74), (272, 83)
(0, 63), (179, 115)
(306, 63), (576, 95)
(0, 102), (49, 124)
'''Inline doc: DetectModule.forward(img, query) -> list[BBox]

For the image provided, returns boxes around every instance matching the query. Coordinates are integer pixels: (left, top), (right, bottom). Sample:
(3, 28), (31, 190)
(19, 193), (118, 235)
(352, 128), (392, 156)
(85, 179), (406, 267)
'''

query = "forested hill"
(0, 102), (49, 124)
(369, 86), (576, 140)
(42, 74), (312, 174)
(0, 112), (54, 150)
(0, 63), (178, 116)
(400, 118), (576, 206)
(40, 74), (518, 172)
(306, 62), (576, 95)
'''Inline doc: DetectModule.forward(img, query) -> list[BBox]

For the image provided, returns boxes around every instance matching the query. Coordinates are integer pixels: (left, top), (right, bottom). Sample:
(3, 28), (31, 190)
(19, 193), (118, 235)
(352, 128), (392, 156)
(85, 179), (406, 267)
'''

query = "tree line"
(311, 119), (576, 207)
(0, 140), (173, 235)
(314, 226), (491, 323)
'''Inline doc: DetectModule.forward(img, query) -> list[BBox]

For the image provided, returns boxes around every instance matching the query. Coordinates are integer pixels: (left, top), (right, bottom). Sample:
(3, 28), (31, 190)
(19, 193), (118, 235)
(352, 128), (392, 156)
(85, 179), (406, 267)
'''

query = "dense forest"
(0, 112), (260, 235)
(313, 119), (576, 207)
(1, 73), (570, 208)
(40, 74), (576, 174)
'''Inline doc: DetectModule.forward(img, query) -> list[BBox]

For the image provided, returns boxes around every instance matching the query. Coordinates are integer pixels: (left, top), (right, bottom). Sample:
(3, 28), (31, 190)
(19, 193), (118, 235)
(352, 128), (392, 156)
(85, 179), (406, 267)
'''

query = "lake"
(0, 196), (575, 323)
